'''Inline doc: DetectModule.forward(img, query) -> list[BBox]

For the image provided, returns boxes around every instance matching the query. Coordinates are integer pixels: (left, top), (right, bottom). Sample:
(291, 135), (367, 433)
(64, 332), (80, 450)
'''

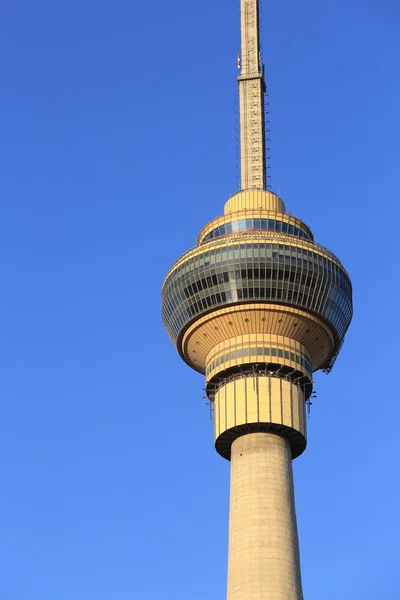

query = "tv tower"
(162, 0), (353, 597)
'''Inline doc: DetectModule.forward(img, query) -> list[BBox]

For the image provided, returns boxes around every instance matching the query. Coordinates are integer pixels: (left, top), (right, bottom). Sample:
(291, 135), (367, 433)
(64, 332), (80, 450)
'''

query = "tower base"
(227, 433), (304, 600)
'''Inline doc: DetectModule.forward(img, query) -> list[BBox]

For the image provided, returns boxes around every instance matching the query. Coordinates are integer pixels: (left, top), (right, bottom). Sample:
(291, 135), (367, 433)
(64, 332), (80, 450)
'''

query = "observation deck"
(162, 189), (353, 459)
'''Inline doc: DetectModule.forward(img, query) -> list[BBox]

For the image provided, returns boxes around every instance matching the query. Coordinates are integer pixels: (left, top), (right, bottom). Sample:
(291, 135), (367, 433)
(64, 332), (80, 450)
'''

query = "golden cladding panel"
(197, 209), (311, 245)
(258, 377), (269, 422)
(214, 376), (306, 444)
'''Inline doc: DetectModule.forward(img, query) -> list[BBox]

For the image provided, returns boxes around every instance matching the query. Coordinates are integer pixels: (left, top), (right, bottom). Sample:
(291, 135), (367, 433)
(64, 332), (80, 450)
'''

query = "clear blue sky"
(0, 0), (398, 598)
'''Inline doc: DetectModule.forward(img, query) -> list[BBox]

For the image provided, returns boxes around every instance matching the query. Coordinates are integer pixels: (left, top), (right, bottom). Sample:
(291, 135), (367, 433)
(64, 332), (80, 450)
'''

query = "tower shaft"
(227, 434), (303, 600)
(238, 0), (266, 190)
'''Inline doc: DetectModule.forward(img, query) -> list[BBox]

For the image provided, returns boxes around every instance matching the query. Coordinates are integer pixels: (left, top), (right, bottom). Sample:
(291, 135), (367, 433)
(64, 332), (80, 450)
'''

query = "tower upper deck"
(162, 191), (352, 378)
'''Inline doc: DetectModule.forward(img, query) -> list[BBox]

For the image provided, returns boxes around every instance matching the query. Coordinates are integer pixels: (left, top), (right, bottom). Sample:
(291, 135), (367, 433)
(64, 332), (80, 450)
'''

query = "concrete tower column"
(227, 433), (303, 600)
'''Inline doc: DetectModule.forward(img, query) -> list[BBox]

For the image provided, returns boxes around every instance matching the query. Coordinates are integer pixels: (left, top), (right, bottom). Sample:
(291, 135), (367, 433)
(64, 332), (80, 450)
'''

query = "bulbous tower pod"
(162, 0), (352, 598)
(163, 188), (352, 457)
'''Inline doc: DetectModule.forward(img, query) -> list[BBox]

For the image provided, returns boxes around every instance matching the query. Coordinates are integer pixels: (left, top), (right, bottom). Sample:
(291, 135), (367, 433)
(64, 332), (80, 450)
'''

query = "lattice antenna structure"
(237, 0), (267, 190)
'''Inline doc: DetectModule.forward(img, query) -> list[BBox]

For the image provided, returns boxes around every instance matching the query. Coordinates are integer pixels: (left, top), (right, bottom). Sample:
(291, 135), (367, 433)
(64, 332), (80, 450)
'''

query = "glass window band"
(200, 218), (312, 243)
(206, 346), (312, 378)
(162, 242), (353, 346)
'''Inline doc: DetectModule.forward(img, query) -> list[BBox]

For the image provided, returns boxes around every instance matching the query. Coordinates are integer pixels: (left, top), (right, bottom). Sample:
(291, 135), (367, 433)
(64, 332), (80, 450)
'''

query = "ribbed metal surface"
(213, 374), (306, 460)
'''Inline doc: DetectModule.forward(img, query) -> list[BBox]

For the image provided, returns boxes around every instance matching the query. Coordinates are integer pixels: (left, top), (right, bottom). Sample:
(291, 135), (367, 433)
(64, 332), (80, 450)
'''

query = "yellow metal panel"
(234, 379), (246, 426)
(303, 403), (307, 440)
(246, 378), (258, 423)
(281, 381), (293, 426)
(299, 390), (306, 439)
(218, 388), (226, 437)
(258, 377), (270, 422)
(291, 387), (300, 432)
(225, 382), (235, 430)
(214, 393), (220, 439)
(270, 378), (282, 424)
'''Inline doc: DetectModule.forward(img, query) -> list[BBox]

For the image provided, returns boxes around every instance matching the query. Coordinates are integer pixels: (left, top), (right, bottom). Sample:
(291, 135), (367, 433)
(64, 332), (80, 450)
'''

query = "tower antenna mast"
(238, 0), (267, 190)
